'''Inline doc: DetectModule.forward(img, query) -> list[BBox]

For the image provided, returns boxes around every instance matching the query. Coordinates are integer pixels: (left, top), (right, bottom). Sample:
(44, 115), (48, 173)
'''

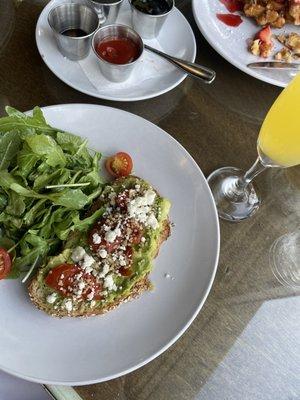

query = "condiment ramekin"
(48, 3), (99, 61)
(92, 24), (144, 82)
(87, 0), (124, 26)
(129, 0), (174, 39)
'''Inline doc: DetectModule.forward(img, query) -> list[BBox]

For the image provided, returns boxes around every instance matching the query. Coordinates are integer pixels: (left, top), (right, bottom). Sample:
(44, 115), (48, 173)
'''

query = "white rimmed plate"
(36, 0), (196, 101)
(0, 104), (219, 385)
(192, 0), (300, 87)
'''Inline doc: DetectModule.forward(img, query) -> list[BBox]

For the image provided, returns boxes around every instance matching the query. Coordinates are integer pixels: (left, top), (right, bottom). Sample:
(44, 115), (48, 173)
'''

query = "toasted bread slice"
(28, 176), (171, 317)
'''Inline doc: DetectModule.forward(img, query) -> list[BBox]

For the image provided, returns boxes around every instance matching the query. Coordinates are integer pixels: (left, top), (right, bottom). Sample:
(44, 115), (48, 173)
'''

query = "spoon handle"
(144, 44), (216, 84)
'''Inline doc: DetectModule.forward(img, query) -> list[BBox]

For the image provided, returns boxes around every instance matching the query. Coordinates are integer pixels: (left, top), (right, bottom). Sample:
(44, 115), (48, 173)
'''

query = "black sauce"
(132, 0), (172, 15)
(60, 28), (87, 37)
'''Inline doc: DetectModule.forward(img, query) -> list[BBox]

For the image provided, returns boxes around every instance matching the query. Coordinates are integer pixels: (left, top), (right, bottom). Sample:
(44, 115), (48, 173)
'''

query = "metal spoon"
(144, 44), (216, 84)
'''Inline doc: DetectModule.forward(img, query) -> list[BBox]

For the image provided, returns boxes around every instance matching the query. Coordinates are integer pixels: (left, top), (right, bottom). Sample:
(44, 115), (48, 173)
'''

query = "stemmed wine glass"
(207, 74), (300, 222)
(207, 73), (300, 288)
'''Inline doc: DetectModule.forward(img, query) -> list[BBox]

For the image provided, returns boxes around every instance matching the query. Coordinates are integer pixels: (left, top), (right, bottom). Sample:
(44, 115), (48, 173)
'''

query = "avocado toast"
(29, 176), (171, 317)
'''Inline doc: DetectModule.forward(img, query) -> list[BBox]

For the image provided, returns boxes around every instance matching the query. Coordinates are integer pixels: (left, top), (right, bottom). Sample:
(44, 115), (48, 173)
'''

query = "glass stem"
(236, 157), (268, 192)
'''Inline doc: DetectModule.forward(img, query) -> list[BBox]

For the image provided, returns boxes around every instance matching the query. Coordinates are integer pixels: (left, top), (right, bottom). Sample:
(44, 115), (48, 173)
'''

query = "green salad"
(0, 106), (104, 279)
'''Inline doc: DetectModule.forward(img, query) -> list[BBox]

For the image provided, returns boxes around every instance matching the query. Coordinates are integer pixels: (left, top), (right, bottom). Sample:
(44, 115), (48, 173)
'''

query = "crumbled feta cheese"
(127, 190), (157, 226)
(119, 259), (126, 266)
(71, 246), (85, 262)
(135, 184), (140, 191)
(64, 299), (73, 312)
(104, 274), (117, 291)
(99, 249), (107, 259)
(92, 233), (101, 244)
(85, 265), (94, 274)
(86, 291), (94, 301)
(147, 213), (159, 229)
(81, 253), (95, 269)
(78, 281), (85, 290)
(141, 237), (146, 243)
(144, 189), (156, 205)
(104, 226), (121, 243)
(46, 292), (57, 304)
(108, 192), (116, 205)
(90, 300), (96, 307)
(98, 263), (109, 278)
(164, 273), (175, 281)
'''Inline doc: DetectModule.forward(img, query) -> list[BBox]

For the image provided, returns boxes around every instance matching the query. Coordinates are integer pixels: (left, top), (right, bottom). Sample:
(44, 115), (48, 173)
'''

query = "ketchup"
(216, 13), (243, 27)
(219, 0), (243, 13)
(96, 37), (140, 64)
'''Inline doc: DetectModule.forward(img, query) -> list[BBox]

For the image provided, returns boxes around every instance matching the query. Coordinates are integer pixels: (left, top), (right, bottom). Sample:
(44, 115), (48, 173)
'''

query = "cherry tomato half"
(105, 152), (133, 178)
(0, 248), (12, 280)
(45, 263), (102, 300)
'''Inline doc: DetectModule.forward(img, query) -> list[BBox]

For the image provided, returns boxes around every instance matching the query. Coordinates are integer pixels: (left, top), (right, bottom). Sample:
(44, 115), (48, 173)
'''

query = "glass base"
(207, 167), (261, 222)
(270, 231), (300, 289)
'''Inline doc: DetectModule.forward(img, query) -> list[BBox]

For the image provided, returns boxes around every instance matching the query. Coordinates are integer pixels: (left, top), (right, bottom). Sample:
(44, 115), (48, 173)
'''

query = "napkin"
(78, 39), (174, 95)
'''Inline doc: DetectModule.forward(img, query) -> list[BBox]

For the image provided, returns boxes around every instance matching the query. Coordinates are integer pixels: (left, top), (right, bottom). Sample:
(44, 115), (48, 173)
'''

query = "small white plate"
(36, 0), (196, 101)
(0, 104), (219, 385)
(193, 0), (300, 87)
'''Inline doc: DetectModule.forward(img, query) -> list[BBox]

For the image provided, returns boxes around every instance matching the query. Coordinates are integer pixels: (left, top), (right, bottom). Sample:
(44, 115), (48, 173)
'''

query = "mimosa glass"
(208, 74), (300, 222)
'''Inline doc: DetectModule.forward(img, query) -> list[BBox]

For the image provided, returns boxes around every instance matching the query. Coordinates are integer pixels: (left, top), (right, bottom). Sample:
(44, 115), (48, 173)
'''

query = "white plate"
(36, 0), (196, 101)
(192, 0), (300, 87)
(0, 104), (219, 385)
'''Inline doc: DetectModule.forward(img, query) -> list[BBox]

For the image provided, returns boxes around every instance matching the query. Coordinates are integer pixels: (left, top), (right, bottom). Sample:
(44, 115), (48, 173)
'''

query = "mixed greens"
(0, 107), (104, 279)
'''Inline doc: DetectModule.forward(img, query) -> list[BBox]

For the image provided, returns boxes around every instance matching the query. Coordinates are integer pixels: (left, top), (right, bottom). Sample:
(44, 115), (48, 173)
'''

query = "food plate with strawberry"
(192, 0), (300, 87)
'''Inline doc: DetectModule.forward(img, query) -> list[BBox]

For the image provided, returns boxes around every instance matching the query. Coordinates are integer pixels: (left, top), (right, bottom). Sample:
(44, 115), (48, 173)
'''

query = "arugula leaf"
(0, 131), (22, 170)
(25, 134), (66, 167)
(0, 212), (23, 229)
(33, 169), (67, 191)
(78, 170), (102, 189)
(5, 191), (26, 216)
(16, 143), (40, 178)
(56, 131), (86, 153)
(23, 199), (47, 226)
(38, 208), (66, 239)
(0, 171), (20, 189)
(0, 190), (7, 211)
(10, 248), (44, 278)
(50, 189), (90, 209)
(9, 183), (90, 210)
(32, 106), (47, 125)
(54, 207), (105, 240)
(0, 107), (57, 136)
(72, 207), (104, 232)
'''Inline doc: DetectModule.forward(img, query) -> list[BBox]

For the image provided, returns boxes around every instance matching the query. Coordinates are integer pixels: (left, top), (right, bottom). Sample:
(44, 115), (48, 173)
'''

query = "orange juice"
(258, 74), (300, 167)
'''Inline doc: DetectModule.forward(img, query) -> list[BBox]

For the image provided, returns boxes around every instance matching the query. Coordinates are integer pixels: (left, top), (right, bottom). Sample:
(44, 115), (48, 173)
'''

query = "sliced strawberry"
(220, 0), (243, 13)
(256, 26), (272, 44)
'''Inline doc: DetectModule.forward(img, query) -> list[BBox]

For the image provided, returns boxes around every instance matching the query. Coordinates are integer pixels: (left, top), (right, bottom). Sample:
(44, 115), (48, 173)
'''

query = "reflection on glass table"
(270, 230), (300, 289)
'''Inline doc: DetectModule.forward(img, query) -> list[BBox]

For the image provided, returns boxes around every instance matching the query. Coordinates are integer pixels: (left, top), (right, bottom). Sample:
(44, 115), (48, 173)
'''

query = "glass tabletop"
(1, 1), (299, 399)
